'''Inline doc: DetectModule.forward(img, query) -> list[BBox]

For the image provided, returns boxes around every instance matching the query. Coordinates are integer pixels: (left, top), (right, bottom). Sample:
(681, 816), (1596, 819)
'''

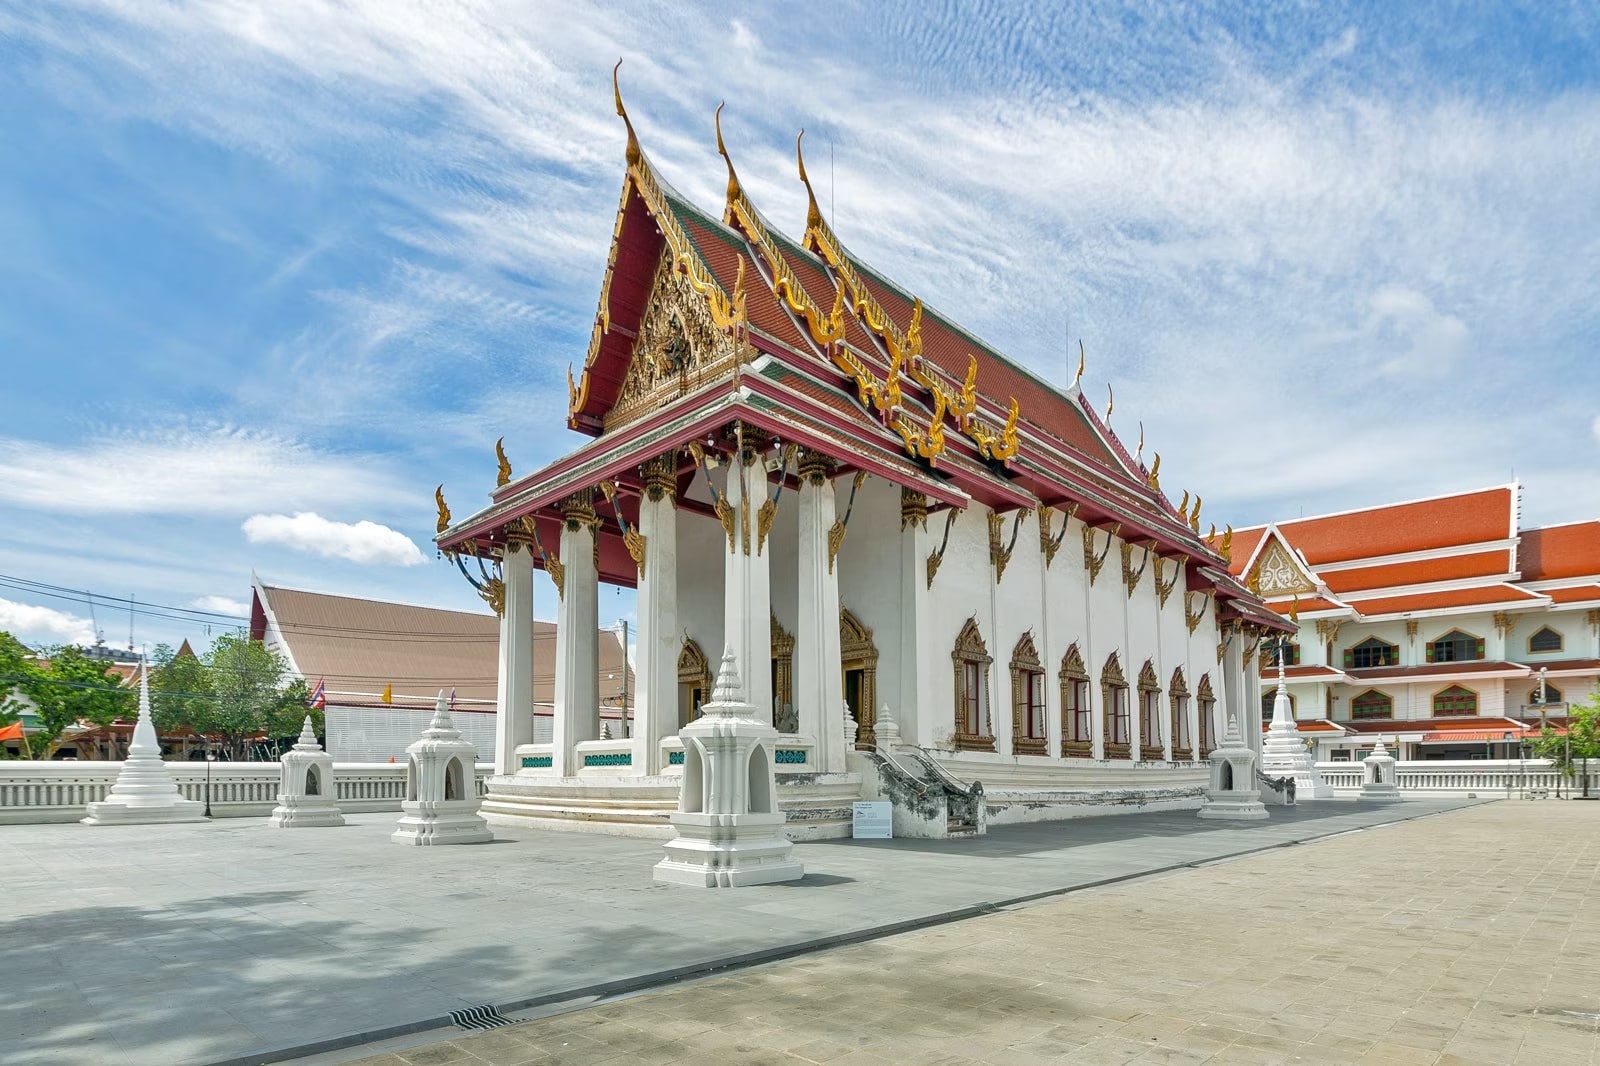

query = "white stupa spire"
(82, 657), (205, 825)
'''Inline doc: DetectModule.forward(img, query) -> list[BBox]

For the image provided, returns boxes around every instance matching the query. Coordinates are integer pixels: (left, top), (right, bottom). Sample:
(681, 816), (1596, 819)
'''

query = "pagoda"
(434, 66), (1288, 837)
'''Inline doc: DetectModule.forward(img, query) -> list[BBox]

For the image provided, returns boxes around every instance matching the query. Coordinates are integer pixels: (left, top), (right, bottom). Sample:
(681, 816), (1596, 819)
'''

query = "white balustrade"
(1314, 759), (1589, 797)
(0, 761), (491, 824)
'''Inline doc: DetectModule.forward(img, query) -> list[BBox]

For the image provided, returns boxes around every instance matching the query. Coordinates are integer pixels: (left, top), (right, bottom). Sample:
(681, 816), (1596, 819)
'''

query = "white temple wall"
(834, 478), (905, 727)
(1157, 564), (1192, 756)
(923, 510), (998, 747)
(990, 511), (1046, 757)
(1041, 515), (1091, 756)
(1086, 526), (1130, 751)
(767, 480), (801, 648)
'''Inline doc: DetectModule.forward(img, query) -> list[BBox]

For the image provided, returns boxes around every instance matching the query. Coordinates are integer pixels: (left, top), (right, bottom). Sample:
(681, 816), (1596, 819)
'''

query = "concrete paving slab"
(0, 798), (1477, 1065)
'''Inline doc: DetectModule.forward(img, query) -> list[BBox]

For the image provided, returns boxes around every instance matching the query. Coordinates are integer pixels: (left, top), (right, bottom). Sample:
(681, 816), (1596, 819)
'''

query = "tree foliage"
(151, 634), (315, 759)
(0, 635), (134, 757)
(1528, 693), (1600, 783)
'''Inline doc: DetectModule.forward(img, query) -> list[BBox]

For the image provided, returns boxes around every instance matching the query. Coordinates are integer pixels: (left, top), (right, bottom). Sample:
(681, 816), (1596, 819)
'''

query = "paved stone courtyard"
(340, 801), (1600, 1066)
(0, 797), (1535, 1065)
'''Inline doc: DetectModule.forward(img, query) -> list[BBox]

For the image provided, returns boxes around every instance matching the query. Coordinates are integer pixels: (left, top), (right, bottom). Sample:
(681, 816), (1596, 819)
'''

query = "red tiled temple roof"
(1520, 521), (1600, 582)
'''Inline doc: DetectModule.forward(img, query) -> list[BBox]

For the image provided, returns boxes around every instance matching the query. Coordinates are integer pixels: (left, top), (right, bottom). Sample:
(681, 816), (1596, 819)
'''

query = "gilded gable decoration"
(1248, 535), (1317, 597)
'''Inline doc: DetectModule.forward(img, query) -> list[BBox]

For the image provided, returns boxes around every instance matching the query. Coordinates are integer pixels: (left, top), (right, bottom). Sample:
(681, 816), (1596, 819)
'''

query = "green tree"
(0, 631), (37, 757)
(1528, 693), (1600, 798)
(151, 633), (315, 759)
(16, 644), (135, 757)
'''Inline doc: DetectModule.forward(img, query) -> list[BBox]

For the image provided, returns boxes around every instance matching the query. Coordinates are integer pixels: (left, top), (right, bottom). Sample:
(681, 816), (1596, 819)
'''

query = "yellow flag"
(381, 683), (392, 704)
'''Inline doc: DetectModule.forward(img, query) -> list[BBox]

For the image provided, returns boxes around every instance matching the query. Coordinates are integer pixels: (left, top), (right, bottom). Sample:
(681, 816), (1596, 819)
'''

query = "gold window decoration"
(1010, 632), (1047, 756)
(1101, 652), (1131, 759)
(1196, 674), (1216, 757)
(1169, 667), (1192, 760)
(677, 638), (711, 730)
(1060, 644), (1092, 758)
(952, 617), (994, 752)
(1138, 659), (1164, 761)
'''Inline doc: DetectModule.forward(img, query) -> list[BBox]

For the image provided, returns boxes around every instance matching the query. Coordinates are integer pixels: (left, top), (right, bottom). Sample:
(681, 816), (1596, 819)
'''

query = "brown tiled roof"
(1234, 487), (1514, 568)
(254, 585), (630, 707)
(1344, 584), (1543, 617)
(1322, 550), (1512, 594)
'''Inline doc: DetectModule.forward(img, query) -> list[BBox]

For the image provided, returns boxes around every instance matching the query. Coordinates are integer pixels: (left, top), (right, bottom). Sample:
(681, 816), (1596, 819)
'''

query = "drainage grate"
(449, 1004), (515, 1031)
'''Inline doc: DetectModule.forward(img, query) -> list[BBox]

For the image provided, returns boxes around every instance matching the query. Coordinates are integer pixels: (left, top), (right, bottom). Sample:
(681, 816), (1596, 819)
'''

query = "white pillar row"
(494, 539), (535, 776)
(552, 491), (600, 777)
(721, 437), (773, 726)
(633, 454), (679, 775)
(796, 451), (847, 772)
(897, 489), (932, 754)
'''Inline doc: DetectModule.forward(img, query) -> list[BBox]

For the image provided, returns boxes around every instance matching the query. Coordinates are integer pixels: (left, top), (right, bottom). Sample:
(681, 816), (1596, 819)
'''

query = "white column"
(552, 494), (599, 777)
(633, 456), (678, 774)
(1220, 626), (1260, 763)
(495, 541), (535, 776)
(722, 444), (773, 725)
(898, 490), (932, 753)
(797, 453), (846, 770)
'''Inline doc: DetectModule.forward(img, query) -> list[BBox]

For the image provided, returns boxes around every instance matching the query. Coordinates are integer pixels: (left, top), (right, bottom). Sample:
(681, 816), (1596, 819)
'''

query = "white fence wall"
(1316, 759), (1594, 797)
(0, 762), (492, 825)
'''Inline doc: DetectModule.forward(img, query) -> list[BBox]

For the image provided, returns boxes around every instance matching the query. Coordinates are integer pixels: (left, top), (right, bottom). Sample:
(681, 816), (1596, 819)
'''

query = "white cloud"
(0, 426), (411, 517)
(242, 512), (426, 566)
(1592, 415), (1600, 445)
(1364, 285), (1471, 378)
(188, 595), (249, 617)
(0, 598), (96, 647)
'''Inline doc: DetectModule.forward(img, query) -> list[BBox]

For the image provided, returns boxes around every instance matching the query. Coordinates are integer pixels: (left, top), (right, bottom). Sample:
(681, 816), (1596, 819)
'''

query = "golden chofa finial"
(1289, 594), (1301, 623)
(1176, 489), (1189, 519)
(1205, 522), (1216, 546)
(612, 60), (640, 168)
(495, 437), (512, 488)
(1146, 452), (1161, 490)
(796, 129), (824, 232)
(1105, 382), (1114, 420)
(714, 102), (742, 216)
(1220, 524), (1234, 561)
(1072, 339), (1086, 389)
(1189, 494), (1203, 533)
(435, 485), (452, 535)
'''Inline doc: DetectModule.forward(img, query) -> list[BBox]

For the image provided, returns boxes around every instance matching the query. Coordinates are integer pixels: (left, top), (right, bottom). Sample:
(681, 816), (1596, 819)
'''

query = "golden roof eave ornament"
(1072, 339), (1085, 389)
(613, 59), (640, 168)
(495, 437), (512, 488)
(1146, 452), (1161, 491)
(435, 485), (452, 536)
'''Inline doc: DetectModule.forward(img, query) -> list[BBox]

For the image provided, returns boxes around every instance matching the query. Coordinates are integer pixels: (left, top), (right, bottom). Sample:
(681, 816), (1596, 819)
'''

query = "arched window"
(678, 639), (710, 729)
(1170, 668), (1192, 760)
(1427, 629), (1484, 664)
(1138, 660), (1163, 760)
(1060, 644), (1091, 757)
(1432, 685), (1477, 717)
(1529, 627), (1564, 654)
(1010, 633), (1046, 756)
(772, 615), (796, 733)
(1102, 653), (1131, 759)
(1345, 638), (1398, 669)
(952, 618), (994, 751)
(1197, 675), (1216, 756)
(1351, 689), (1393, 720)
(1529, 682), (1563, 708)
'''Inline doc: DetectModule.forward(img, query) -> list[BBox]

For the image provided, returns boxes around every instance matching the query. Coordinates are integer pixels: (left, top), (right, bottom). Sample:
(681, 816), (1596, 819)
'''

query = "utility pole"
(620, 620), (630, 739)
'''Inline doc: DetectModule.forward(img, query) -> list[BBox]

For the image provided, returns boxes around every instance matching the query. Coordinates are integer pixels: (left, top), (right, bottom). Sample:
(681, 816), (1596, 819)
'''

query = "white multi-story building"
(1229, 485), (1599, 761)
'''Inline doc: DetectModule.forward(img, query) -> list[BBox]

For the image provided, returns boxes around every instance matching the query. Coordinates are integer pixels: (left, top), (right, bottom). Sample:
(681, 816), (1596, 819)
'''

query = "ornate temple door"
(840, 608), (878, 749)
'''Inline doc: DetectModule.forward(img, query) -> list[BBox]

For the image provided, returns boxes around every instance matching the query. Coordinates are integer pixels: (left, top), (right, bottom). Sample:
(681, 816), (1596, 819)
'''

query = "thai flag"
(309, 678), (326, 710)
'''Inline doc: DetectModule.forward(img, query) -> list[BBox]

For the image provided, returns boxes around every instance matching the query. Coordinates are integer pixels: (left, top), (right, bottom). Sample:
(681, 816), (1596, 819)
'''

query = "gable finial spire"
(1071, 339), (1086, 389)
(714, 101), (742, 215)
(612, 60), (640, 168)
(797, 129), (824, 232)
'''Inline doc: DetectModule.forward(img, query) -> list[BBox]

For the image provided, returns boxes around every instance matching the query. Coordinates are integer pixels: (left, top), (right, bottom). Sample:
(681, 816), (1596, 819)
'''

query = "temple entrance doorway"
(840, 608), (878, 749)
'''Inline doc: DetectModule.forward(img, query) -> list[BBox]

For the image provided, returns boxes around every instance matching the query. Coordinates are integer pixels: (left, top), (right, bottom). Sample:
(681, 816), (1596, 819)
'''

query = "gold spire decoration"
(495, 437), (511, 488)
(612, 60), (640, 167)
(1146, 452), (1161, 491)
(1072, 339), (1085, 389)
(1105, 382), (1114, 420)
(1188, 494), (1202, 533)
(1176, 489), (1189, 520)
(1220, 525), (1234, 562)
(434, 485), (451, 535)
(1135, 421), (1144, 465)
(714, 102), (742, 220)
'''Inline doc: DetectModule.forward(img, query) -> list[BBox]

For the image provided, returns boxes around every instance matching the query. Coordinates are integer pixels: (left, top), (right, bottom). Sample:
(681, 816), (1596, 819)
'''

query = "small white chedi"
(1359, 739), (1403, 802)
(82, 662), (206, 826)
(392, 690), (493, 845)
(1260, 646), (1332, 799)
(1197, 709), (1269, 821)
(655, 647), (805, 887)
(267, 716), (344, 828)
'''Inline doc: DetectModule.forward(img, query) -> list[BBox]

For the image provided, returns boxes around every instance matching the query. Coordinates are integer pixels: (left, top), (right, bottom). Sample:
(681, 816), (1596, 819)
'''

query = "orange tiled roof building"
(1230, 484), (1600, 760)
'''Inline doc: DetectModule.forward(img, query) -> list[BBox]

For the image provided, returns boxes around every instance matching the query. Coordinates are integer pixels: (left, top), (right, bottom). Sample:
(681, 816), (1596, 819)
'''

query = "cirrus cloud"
(242, 512), (425, 566)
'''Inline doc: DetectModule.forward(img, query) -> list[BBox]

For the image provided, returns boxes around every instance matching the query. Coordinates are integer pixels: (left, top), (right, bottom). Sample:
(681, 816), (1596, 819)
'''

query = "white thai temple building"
(433, 75), (1289, 838)
(1230, 485), (1600, 762)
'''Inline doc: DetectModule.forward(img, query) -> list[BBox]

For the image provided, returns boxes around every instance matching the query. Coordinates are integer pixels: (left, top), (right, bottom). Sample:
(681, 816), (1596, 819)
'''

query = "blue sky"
(1, 1), (1597, 652)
